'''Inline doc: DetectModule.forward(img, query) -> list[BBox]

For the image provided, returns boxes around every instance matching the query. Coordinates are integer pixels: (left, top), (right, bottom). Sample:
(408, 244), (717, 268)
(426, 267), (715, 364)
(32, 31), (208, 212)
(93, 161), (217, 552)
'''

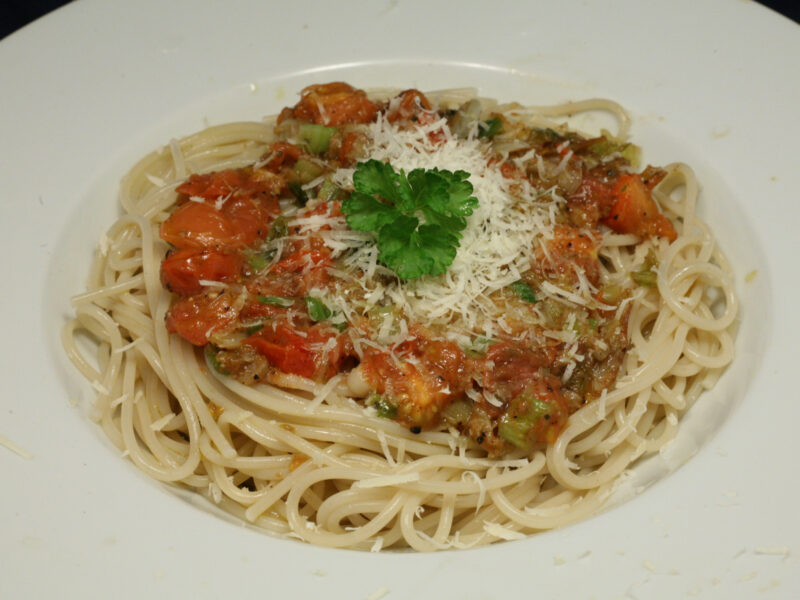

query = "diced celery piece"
(498, 396), (551, 448)
(318, 179), (343, 203)
(299, 123), (336, 155)
(267, 215), (288, 240)
(293, 157), (324, 184)
(631, 269), (657, 287)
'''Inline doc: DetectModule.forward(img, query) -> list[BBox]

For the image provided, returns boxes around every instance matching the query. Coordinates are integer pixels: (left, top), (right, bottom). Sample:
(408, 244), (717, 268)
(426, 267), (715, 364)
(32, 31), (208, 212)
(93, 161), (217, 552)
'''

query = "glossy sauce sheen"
(160, 83), (676, 456)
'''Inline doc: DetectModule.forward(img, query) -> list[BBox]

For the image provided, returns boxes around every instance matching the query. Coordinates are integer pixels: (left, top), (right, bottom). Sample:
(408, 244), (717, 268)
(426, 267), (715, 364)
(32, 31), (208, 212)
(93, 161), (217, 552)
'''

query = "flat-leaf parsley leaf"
(342, 159), (478, 279)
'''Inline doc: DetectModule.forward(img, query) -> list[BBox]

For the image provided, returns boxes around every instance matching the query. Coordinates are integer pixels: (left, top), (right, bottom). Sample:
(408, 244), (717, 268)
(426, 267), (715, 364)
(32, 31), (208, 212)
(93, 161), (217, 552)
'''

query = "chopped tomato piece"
(567, 172), (615, 228)
(482, 341), (559, 400)
(338, 131), (367, 165)
(165, 291), (239, 346)
(602, 174), (677, 242)
(640, 165), (668, 189)
(533, 225), (602, 287)
(161, 247), (243, 296)
(160, 202), (243, 249)
(500, 161), (523, 179)
(285, 82), (378, 126)
(176, 170), (246, 200)
(361, 334), (470, 428)
(244, 324), (346, 380)
(271, 237), (333, 291)
(361, 349), (446, 428)
(244, 327), (316, 379)
(386, 89), (435, 125)
(161, 188), (278, 249)
(386, 89), (444, 142)
(261, 141), (303, 171)
(222, 195), (278, 247)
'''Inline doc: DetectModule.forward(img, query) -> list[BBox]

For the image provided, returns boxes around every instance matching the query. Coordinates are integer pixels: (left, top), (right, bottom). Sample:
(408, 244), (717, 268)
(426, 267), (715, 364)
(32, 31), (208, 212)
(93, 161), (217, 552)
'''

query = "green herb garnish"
(244, 323), (265, 335)
(509, 280), (537, 303)
(341, 159), (478, 279)
(287, 181), (308, 206)
(367, 393), (398, 419)
(204, 345), (229, 375)
(246, 252), (271, 272)
(257, 295), (295, 308)
(305, 296), (332, 321)
(477, 117), (502, 139)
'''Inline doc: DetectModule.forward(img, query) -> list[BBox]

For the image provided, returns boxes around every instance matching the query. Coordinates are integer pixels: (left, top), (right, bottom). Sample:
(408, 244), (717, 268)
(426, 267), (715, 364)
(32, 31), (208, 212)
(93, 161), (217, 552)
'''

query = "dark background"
(1, 0), (798, 41)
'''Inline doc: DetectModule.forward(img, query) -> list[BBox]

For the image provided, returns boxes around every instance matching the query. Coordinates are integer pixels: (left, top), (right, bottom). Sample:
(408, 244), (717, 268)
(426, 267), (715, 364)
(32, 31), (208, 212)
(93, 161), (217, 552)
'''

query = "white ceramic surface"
(2, 1), (798, 598)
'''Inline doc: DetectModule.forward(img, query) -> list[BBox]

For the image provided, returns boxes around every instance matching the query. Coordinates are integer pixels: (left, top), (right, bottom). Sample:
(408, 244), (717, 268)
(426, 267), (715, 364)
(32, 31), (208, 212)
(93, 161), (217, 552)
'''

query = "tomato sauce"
(159, 83), (678, 456)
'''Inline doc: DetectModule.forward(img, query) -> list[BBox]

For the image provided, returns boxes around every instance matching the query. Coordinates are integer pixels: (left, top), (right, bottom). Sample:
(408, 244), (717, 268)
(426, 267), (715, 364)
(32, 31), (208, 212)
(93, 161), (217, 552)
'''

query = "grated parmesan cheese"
(150, 412), (176, 432)
(317, 116), (599, 340)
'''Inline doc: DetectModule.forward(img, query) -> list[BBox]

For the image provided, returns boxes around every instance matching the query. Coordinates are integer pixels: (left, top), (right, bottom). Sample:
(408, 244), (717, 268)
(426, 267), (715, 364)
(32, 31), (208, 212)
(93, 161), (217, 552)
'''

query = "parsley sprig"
(341, 159), (478, 279)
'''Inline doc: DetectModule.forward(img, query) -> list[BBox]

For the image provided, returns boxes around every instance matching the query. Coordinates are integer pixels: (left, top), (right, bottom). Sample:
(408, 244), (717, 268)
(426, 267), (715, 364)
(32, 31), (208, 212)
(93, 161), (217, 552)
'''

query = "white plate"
(2, 1), (798, 597)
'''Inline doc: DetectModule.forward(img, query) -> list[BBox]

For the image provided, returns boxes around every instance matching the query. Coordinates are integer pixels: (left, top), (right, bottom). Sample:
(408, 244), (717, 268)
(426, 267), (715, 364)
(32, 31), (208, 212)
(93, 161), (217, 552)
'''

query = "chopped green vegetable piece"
(477, 117), (502, 139)
(631, 269), (657, 287)
(509, 280), (537, 303)
(600, 284), (623, 304)
(341, 159), (478, 279)
(287, 181), (308, 206)
(305, 296), (332, 321)
(267, 215), (289, 241)
(464, 335), (493, 358)
(204, 345), (229, 375)
(299, 123), (336, 155)
(318, 179), (344, 203)
(498, 396), (551, 448)
(532, 127), (562, 143)
(293, 157), (324, 184)
(257, 295), (295, 308)
(587, 317), (598, 331)
(590, 135), (642, 168)
(331, 321), (348, 332)
(244, 323), (264, 335)
(246, 252), (271, 272)
(540, 298), (565, 327)
(441, 399), (472, 426)
(631, 249), (658, 287)
(621, 144), (641, 168)
(376, 398), (397, 419)
(367, 394), (397, 419)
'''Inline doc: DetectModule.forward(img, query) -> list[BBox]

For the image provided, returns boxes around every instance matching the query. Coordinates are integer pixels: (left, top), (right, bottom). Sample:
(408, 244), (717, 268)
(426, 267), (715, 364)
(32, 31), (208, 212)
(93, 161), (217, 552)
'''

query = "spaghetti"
(62, 84), (737, 550)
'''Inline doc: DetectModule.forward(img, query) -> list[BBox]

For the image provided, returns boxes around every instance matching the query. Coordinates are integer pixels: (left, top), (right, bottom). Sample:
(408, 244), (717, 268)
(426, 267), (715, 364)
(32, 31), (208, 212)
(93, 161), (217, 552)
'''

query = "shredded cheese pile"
(289, 115), (577, 346)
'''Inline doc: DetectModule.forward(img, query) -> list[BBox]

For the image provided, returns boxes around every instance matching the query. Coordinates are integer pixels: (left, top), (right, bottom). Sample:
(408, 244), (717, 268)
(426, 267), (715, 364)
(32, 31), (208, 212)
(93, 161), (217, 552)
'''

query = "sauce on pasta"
(63, 82), (737, 550)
